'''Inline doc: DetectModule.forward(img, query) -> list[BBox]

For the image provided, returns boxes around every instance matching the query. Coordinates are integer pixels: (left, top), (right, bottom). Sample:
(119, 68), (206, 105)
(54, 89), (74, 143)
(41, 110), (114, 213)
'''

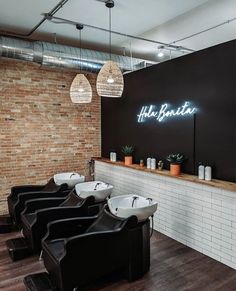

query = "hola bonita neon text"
(137, 101), (197, 123)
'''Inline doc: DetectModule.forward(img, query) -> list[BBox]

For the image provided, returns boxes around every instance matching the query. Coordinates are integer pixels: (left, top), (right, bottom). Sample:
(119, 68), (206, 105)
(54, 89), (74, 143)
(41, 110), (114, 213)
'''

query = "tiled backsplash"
(95, 160), (236, 270)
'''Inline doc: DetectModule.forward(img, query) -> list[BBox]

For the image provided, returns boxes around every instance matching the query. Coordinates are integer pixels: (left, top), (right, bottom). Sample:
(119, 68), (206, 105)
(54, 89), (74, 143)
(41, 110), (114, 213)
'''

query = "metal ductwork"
(0, 36), (154, 73)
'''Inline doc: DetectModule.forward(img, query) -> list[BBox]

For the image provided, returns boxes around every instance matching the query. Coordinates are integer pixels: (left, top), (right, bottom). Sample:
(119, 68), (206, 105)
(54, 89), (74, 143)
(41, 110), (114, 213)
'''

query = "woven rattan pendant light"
(70, 24), (92, 103)
(96, 0), (124, 98)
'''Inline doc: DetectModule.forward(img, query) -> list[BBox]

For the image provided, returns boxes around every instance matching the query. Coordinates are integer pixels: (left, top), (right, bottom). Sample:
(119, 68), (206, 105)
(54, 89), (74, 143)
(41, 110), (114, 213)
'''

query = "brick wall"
(0, 58), (101, 214)
(95, 160), (236, 270)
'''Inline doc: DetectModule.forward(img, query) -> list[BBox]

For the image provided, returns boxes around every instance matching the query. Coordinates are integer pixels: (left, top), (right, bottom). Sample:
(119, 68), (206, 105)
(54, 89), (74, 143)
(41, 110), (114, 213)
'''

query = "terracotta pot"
(170, 164), (181, 176)
(124, 156), (133, 166)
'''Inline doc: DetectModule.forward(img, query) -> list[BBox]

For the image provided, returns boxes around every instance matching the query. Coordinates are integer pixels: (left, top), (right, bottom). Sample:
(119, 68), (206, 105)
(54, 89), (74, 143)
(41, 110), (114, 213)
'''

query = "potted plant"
(122, 145), (134, 166)
(166, 153), (186, 176)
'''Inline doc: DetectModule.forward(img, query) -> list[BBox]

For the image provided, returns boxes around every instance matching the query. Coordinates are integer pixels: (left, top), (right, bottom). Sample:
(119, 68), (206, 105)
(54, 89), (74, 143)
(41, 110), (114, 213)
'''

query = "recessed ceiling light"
(158, 51), (164, 58)
(157, 45), (165, 58)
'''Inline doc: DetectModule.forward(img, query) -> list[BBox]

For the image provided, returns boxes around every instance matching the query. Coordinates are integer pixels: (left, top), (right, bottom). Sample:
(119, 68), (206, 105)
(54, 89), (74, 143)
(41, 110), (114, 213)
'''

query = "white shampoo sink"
(108, 195), (158, 222)
(54, 172), (85, 188)
(75, 181), (113, 202)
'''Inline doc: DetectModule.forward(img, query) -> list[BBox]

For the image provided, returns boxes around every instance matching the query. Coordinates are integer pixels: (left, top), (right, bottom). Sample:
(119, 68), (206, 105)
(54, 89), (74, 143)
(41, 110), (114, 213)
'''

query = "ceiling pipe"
(0, 36), (154, 73)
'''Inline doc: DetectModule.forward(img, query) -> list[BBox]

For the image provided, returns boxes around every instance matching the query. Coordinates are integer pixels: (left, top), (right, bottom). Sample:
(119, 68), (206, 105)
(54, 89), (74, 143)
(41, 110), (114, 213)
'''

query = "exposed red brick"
(0, 58), (101, 214)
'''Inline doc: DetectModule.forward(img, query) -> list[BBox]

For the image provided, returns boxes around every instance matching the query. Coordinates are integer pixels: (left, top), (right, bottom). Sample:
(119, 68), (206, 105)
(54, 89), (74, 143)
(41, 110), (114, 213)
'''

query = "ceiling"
(0, 0), (236, 62)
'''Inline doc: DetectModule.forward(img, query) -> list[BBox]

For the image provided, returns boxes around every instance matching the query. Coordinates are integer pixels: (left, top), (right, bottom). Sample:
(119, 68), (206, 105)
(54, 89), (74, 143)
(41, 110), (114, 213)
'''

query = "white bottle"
(198, 163), (205, 180)
(110, 152), (114, 161)
(147, 157), (151, 169)
(205, 165), (212, 181)
(112, 152), (117, 162)
(151, 158), (156, 170)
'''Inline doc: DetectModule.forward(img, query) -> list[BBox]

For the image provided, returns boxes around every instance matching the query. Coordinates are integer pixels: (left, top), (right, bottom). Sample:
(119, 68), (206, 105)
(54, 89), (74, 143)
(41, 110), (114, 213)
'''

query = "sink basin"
(108, 195), (158, 222)
(75, 181), (113, 202)
(54, 172), (85, 189)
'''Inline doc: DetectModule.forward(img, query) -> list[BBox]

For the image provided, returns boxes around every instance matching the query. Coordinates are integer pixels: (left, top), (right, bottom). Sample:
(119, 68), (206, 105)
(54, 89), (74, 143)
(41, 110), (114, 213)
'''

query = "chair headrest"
(60, 191), (95, 208)
(43, 177), (64, 191)
(85, 208), (138, 234)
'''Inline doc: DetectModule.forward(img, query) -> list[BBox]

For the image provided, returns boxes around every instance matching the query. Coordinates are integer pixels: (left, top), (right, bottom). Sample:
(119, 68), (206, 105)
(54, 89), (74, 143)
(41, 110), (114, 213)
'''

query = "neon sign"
(137, 101), (197, 123)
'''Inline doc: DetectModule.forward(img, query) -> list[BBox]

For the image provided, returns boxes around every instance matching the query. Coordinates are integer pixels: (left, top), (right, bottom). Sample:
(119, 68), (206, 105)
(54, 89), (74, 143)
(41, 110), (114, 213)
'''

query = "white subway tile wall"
(95, 161), (236, 270)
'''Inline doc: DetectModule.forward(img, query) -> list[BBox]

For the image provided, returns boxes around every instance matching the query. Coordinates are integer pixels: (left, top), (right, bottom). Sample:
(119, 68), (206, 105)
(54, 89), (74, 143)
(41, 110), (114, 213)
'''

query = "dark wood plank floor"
(0, 231), (236, 291)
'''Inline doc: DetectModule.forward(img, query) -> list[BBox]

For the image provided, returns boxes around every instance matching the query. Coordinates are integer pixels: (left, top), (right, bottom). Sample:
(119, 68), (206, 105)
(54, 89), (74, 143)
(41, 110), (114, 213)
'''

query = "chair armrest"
(18, 190), (67, 204)
(35, 206), (89, 225)
(13, 191), (68, 225)
(22, 197), (66, 214)
(65, 211), (138, 247)
(10, 185), (45, 198)
(43, 216), (97, 241)
(32, 206), (90, 235)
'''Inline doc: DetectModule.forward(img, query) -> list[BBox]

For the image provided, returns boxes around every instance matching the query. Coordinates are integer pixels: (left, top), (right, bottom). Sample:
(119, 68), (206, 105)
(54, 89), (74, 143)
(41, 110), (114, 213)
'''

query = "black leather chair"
(41, 208), (147, 291)
(7, 178), (69, 226)
(21, 192), (98, 253)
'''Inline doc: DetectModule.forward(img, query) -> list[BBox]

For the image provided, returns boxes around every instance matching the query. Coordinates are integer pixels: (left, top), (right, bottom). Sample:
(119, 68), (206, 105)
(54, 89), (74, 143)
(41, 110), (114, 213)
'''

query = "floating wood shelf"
(93, 157), (236, 193)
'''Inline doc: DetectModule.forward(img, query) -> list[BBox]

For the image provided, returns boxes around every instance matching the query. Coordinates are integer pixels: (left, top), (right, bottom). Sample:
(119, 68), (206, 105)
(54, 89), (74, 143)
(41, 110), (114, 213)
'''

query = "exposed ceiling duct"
(0, 36), (155, 73)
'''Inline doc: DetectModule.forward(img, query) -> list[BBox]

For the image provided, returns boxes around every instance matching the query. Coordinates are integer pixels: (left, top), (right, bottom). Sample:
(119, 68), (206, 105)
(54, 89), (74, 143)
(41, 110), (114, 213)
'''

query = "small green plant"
(121, 145), (134, 156)
(166, 153), (186, 164)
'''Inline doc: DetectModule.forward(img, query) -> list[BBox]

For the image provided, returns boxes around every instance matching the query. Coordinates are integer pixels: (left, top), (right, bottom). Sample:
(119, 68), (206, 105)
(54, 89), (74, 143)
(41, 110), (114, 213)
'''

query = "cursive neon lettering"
(137, 101), (197, 123)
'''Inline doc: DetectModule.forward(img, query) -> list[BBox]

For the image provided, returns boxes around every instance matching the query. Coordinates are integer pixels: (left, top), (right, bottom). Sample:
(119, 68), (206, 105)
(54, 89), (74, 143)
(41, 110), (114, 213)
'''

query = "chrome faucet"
(94, 182), (102, 190)
(70, 173), (76, 178)
(132, 196), (139, 208)
(146, 197), (153, 204)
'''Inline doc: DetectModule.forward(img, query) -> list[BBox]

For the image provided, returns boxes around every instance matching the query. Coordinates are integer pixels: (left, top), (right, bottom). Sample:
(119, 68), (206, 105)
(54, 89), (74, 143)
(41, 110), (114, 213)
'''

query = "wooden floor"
(0, 231), (236, 291)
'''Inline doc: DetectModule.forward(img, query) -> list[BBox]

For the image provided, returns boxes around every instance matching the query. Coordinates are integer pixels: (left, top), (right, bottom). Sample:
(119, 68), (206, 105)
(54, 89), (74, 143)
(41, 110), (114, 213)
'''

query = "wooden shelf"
(93, 157), (236, 193)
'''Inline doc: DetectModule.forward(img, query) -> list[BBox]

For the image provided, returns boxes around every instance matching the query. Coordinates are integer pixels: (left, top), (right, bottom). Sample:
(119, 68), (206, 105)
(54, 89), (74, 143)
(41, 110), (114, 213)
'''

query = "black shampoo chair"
(41, 209), (150, 291)
(7, 178), (69, 226)
(21, 192), (97, 253)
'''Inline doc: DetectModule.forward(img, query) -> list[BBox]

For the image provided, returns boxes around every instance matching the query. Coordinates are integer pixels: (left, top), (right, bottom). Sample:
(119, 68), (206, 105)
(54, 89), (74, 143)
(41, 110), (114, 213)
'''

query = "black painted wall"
(101, 40), (236, 182)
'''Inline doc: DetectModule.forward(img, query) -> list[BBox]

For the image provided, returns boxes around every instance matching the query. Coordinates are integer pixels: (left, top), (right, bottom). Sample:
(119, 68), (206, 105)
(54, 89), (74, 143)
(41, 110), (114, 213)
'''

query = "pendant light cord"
(79, 28), (82, 72)
(76, 23), (84, 72)
(109, 7), (111, 61)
